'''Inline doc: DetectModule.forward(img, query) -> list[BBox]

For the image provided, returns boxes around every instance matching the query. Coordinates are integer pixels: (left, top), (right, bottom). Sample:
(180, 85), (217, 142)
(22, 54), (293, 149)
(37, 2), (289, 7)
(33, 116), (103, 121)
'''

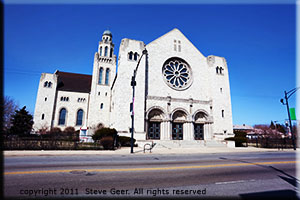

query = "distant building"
(33, 28), (234, 145)
(233, 124), (256, 139)
(233, 124), (254, 132)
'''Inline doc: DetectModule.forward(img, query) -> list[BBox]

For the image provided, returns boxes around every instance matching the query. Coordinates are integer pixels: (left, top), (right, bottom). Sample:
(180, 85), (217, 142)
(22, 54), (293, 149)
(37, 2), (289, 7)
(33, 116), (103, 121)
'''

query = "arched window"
(128, 51), (133, 60)
(99, 68), (103, 84)
(41, 114), (45, 120)
(61, 97), (63, 101)
(58, 108), (67, 125)
(134, 52), (138, 61)
(48, 82), (52, 88)
(110, 48), (113, 57)
(76, 109), (83, 126)
(104, 46), (108, 57)
(44, 81), (48, 87)
(100, 103), (104, 109)
(105, 68), (110, 85)
(216, 67), (219, 74)
(100, 46), (102, 56)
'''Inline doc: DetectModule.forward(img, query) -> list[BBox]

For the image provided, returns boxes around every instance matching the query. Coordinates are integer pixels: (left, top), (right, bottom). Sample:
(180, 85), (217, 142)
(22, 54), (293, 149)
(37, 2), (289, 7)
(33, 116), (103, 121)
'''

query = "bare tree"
(3, 96), (19, 133)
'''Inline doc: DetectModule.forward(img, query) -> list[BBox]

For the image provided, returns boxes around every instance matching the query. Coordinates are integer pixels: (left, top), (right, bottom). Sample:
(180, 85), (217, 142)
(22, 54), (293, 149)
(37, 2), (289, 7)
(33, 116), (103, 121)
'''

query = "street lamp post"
(274, 120), (278, 149)
(280, 87), (299, 150)
(130, 49), (148, 154)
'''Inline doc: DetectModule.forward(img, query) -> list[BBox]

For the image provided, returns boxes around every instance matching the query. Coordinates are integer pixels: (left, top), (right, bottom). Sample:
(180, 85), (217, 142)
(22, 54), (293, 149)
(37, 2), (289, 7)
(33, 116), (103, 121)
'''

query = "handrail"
(143, 141), (154, 153)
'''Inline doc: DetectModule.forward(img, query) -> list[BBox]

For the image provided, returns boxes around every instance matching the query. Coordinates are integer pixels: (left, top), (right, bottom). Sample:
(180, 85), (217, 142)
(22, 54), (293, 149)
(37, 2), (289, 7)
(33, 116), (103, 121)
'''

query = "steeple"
(98, 30), (114, 57)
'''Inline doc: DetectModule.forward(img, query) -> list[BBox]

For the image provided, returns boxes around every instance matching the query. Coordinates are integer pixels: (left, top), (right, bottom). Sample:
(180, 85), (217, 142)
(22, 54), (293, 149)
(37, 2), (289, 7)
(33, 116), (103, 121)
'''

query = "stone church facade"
(33, 28), (234, 144)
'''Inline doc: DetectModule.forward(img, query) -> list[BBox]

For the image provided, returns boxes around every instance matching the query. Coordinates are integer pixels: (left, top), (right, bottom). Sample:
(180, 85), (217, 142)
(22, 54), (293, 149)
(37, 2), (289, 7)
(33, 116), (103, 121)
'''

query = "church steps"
(136, 140), (227, 149)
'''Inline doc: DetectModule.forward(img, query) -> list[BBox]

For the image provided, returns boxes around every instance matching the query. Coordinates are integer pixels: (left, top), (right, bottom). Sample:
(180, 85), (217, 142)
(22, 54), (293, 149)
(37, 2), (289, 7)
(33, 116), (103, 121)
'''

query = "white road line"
(215, 179), (256, 185)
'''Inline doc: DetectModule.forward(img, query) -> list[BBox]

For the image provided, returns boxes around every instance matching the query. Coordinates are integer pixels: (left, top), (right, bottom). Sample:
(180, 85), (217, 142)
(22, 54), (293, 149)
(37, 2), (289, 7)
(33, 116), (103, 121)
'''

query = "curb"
(3, 147), (296, 157)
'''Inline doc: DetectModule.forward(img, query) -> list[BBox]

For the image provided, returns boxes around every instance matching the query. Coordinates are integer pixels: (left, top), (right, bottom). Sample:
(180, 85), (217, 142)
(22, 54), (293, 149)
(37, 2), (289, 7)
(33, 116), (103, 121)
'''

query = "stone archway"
(147, 109), (164, 140)
(171, 110), (187, 140)
(193, 111), (208, 140)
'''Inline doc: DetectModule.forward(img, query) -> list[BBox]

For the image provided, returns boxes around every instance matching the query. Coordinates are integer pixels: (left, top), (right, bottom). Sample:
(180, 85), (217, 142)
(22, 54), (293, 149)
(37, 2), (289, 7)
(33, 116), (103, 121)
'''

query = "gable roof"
(233, 124), (254, 130)
(146, 28), (205, 58)
(56, 71), (92, 93)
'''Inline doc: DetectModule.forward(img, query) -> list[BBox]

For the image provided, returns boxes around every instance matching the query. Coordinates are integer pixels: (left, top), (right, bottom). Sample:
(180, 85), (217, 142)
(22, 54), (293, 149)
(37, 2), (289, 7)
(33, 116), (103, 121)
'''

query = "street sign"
(290, 108), (296, 120)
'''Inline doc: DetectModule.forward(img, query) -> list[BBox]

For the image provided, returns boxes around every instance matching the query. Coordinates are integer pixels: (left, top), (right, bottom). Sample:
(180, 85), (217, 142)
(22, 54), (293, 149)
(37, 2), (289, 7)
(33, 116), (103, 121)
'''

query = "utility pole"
(280, 87), (299, 150)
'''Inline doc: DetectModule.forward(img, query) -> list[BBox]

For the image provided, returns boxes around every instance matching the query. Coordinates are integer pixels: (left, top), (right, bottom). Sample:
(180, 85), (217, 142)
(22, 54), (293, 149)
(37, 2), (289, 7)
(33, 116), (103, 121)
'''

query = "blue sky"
(4, 2), (297, 126)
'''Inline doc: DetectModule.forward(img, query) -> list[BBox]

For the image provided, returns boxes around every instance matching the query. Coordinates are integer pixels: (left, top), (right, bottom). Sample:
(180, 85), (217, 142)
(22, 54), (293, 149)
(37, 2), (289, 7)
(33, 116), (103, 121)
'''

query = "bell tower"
(98, 30), (114, 58)
(88, 30), (117, 131)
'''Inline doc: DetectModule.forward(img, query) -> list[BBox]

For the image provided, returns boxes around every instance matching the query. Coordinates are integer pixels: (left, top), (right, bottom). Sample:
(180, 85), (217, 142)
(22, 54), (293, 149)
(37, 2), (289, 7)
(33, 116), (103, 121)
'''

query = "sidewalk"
(3, 146), (297, 157)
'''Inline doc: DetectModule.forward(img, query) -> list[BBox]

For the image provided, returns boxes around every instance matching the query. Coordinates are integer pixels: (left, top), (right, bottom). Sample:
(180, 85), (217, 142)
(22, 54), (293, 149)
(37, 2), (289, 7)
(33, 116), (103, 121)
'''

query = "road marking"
(4, 160), (298, 175)
(215, 179), (256, 185)
(216, 180), (245, 185)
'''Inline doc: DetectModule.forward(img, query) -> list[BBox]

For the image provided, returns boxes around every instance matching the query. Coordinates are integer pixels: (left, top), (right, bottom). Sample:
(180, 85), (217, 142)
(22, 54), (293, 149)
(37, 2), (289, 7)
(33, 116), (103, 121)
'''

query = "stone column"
(183, 123), (187, 140)
(191, 122), (195, 140)
(160, 121), (166, 140)
(167, 121), (172, 140)
(204, 123), (211, 140)
(184, 122), (193, 140)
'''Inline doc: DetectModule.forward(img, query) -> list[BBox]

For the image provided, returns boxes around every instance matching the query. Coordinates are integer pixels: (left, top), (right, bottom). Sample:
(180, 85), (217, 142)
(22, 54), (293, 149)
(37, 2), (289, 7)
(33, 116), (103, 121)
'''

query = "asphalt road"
(4, 151), (298, 199)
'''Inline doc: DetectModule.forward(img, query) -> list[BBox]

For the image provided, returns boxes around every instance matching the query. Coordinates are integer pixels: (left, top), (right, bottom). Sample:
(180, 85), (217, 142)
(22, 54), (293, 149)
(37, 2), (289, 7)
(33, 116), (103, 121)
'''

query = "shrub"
(49, 127), (62, 134)
(62, 127), (79, 141)
(92, 127), (117, 142)
(100, 136), (114, 150)
(225, 130), (247, 147)
(234, 137), (247, 147)
(37, 125), (49, 135)
(64, 126), (75, 134)
(233, 130), (247, 137)
(118, 136), (136, 147)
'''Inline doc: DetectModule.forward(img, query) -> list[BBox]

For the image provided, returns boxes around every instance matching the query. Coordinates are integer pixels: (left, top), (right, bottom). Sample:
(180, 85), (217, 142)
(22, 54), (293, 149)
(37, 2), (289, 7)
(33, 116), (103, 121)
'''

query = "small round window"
(162, 57), (193, 90)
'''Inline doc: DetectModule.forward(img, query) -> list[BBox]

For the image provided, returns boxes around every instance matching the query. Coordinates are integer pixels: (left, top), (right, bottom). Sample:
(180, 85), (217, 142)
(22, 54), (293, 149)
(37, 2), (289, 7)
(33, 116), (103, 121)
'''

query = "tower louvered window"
(105, 68), (110, 85)
(99, 68), (103, 84)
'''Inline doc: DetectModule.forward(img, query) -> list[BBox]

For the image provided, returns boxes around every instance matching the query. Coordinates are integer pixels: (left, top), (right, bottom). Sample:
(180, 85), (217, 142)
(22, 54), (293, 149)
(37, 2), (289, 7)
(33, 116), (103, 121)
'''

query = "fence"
(247, 136), (295, 149)
(3, 137), (103, 150)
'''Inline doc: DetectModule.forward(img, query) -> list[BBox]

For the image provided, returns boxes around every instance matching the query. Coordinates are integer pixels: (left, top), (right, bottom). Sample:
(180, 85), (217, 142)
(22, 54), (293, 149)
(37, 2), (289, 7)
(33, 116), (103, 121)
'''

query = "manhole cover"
(70, 170), (86, 174)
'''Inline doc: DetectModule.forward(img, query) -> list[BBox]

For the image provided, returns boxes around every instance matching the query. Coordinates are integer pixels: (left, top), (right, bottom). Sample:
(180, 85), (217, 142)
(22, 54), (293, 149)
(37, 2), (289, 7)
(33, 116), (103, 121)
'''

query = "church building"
(33, 28), (234, 145)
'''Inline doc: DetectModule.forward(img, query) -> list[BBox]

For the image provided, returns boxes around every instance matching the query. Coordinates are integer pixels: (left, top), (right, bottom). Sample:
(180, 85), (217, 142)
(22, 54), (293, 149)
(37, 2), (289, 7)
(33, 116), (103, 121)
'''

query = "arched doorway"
(147, 109), (164, 140)
(172, 110), (187, 140)
(194, 112), (207, 140)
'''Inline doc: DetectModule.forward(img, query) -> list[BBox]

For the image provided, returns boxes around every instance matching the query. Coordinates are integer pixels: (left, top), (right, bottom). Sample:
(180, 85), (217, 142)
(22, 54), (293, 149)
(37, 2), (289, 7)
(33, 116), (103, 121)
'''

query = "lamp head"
(142, 49), (148, 55)
(280, 99), (284, 105)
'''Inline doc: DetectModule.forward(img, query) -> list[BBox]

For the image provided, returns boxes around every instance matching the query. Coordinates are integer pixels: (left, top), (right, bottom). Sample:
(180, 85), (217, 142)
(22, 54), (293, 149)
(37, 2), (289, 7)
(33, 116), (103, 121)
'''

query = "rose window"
(162, 57), (192, 90)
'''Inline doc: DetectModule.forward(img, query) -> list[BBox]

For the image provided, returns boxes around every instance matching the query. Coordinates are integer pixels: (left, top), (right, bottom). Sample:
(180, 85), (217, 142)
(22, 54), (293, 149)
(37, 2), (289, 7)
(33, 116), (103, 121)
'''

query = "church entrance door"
(172, 123), (183, 140)
(194, 123), (204, 140)
(148, 122), (160, 139)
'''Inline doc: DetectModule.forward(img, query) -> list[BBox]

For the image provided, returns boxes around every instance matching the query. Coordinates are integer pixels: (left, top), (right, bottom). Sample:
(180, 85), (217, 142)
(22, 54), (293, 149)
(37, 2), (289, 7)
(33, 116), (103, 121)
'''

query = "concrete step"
(136, 140), (226, 149)
(205, 140), (227, 147)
